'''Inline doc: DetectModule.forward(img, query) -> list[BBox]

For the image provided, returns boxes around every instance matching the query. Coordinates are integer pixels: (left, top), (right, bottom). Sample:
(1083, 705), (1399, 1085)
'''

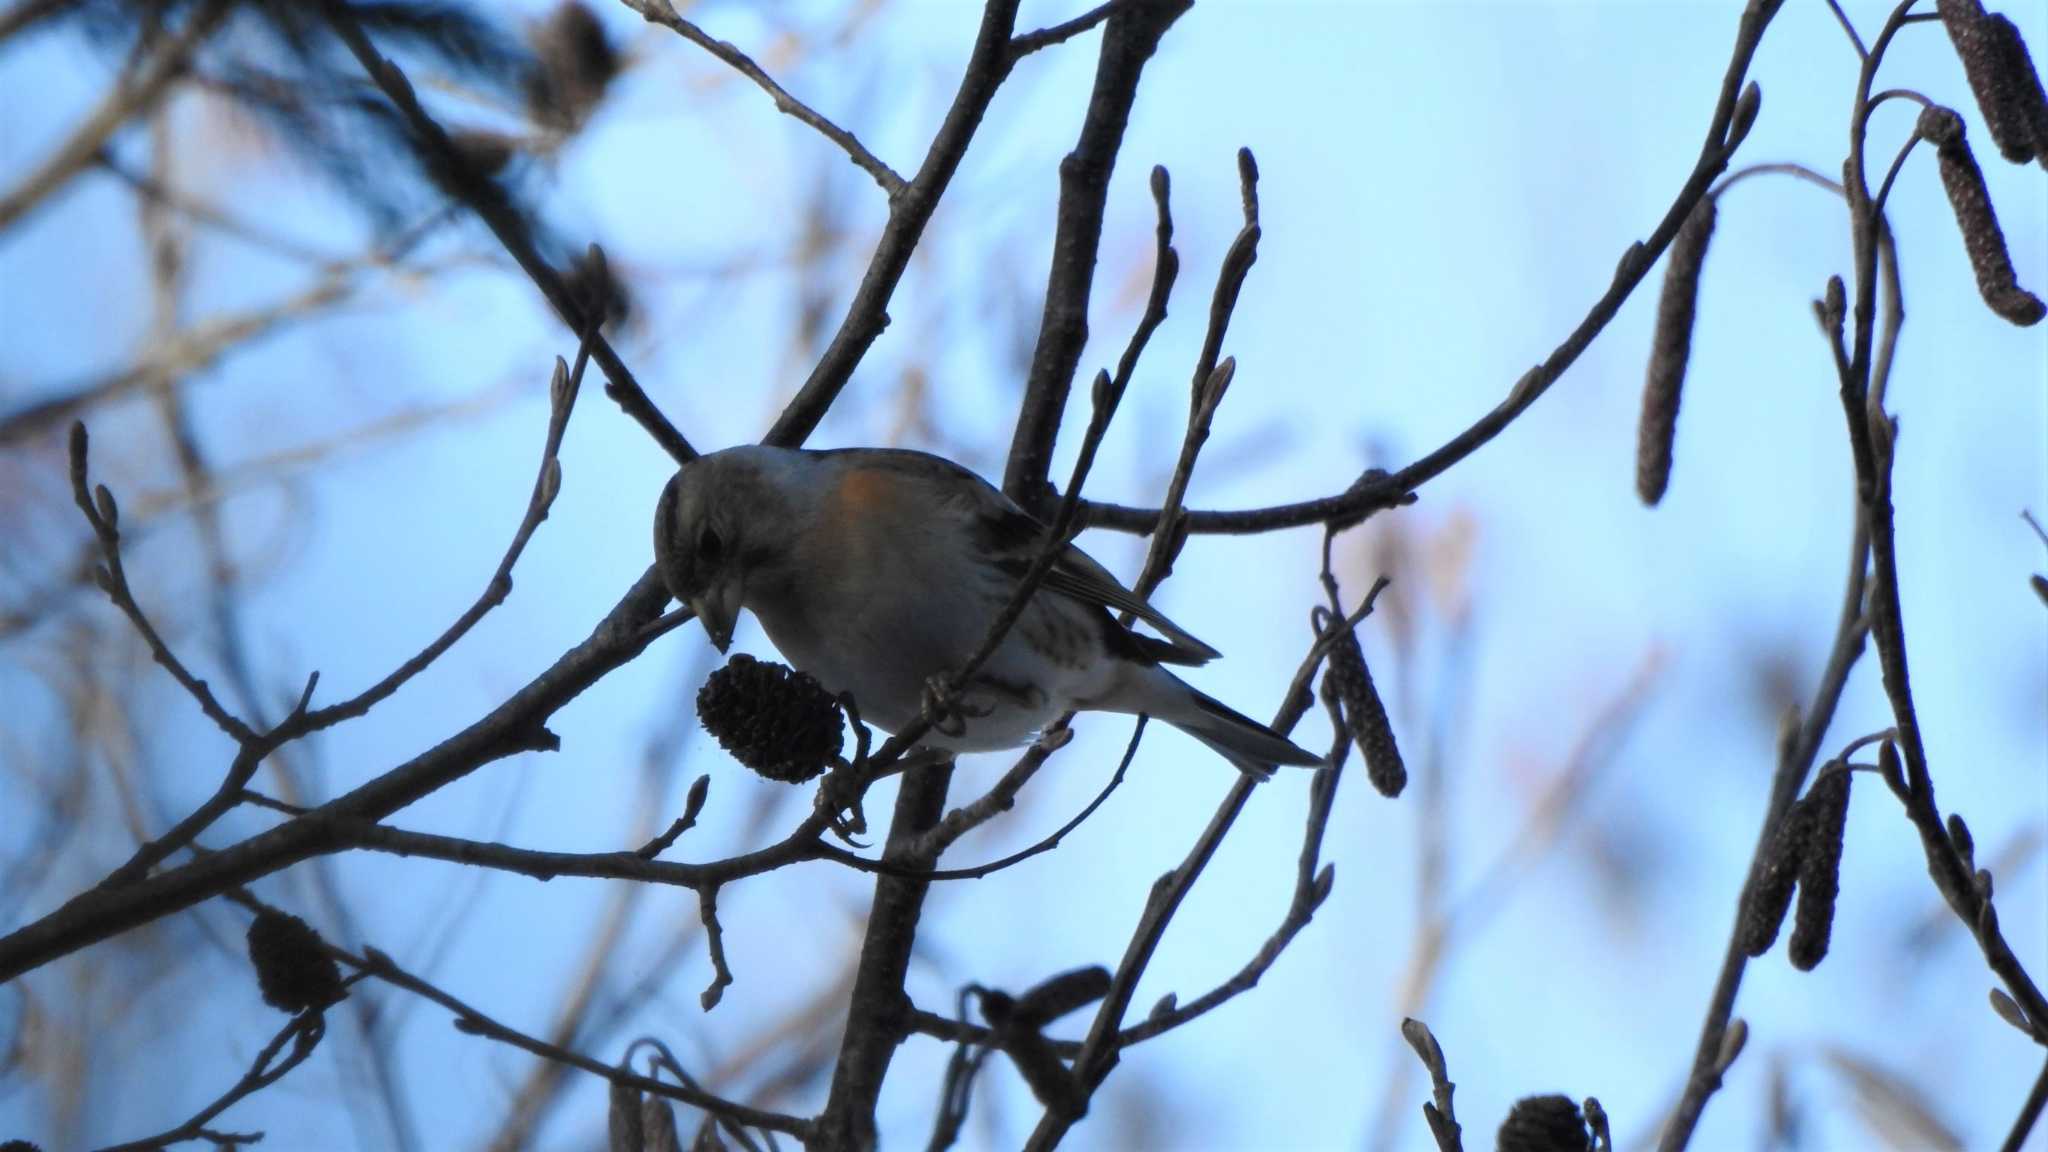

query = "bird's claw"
(812, 761), (871, 846)
(921, 676), (968, 738)
(920, 675), (994, 738)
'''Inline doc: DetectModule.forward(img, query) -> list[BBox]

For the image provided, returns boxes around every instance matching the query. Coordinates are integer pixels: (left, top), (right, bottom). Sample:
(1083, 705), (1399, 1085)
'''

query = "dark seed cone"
(1789, 771), (1852, 971)
(1319, 613), (1405, 798)
(1638, 197), (1718, 505)
(697, 654), (844, 783)
(526, 1), (619, 134)
(246, 908), (345, 1013)
(1497, 1094), (1591, 1152)
(1919, 106), (2047, 326)
(1740, 800), (1813, 958)
(1937, 1), (2048, 164)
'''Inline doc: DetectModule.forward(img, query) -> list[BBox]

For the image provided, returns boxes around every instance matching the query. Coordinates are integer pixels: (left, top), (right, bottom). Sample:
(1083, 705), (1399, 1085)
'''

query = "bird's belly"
(748, 588), (1072, 753)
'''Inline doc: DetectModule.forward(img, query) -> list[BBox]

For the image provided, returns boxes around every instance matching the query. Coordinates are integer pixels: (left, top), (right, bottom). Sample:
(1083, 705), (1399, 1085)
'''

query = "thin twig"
(67, 425), (256, 746)
(1842, 0), (2048, 1064)
(1008, 0), (1134, 60)
(814, 762), (956, 1149)
(1658, 529), (1873, 1151)
(2002, 1055), (2048, 1152)
(1823, 0), (1869, 59)
(92, 1009), (333, 1152)
(620, 0), (905, 197)
(0, 565), (671, 982)
(1664, 3), (2045, 1145)
(832, 719), (1141, 879)
(284, 321), (594, 736)
(350, 947), (812, 1137)
(763, 0), (1029, 449)
(1076, 1), (1785, 539)
(96, 148), (348, 264)
(1022, 582), (1389, 1149)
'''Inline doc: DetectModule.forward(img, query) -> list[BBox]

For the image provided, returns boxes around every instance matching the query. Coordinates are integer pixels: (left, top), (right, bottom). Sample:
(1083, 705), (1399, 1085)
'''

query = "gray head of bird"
(653, 448), (794, 653)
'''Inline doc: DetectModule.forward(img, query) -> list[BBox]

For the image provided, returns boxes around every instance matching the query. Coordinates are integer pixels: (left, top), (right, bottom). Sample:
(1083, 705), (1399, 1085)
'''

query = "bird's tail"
(1141, 672), (1322, 778)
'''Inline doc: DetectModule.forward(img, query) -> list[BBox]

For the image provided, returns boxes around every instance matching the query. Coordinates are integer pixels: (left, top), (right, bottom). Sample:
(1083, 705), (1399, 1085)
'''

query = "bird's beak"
(689, 586), (740, 653)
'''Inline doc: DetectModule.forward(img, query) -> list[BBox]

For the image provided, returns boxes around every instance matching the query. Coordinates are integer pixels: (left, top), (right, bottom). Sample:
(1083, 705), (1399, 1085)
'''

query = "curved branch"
(1077, 0), (1786, 539)
(621, 0), (905, 196)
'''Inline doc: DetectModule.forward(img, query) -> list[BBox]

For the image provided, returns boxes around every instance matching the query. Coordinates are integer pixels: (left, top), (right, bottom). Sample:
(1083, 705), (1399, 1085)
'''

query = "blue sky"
(3, 1), (2045, 1149)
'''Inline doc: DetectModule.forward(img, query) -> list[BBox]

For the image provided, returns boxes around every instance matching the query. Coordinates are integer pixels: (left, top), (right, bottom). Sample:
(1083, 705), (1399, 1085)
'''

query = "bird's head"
(653, 451), (766, 653)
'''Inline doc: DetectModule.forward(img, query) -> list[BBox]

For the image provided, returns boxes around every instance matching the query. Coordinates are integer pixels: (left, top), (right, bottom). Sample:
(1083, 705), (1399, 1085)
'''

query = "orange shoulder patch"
(834, 464), (898, 520)
(812, 463), (906, 572)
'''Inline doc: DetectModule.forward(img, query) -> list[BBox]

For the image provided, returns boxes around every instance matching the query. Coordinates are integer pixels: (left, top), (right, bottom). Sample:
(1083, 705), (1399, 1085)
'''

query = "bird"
(653, 445), (1321, 776)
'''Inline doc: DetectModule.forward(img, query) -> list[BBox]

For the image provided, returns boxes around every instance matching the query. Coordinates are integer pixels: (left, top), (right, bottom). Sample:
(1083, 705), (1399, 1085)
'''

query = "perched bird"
(653, 446), (1320, 776)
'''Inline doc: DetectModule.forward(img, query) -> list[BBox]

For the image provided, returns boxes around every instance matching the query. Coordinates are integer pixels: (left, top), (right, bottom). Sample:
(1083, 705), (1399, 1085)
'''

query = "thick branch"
(812, 762), (955, 1151)
(1001, 0), (1190, 513)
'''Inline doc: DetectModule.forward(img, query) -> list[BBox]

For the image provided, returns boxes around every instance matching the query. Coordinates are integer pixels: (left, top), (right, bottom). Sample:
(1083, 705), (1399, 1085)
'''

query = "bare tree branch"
(620, 0), (905, 196)
(1001, 0), (1190, 513)
(319, 0), (696, 464)
(762, 0), (1027, 449)
(1075, 1), (1784, 539)
(92, 1008), (335, 1152)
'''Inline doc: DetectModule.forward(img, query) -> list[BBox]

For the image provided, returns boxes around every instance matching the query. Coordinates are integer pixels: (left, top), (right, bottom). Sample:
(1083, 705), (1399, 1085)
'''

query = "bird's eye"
(698, 525), (723, 563)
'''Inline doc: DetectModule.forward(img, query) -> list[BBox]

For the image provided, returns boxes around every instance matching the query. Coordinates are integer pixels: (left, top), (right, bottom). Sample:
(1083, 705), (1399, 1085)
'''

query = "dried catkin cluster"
(697, 654), (846, 783)
(1318, 607), (1406, 798)
(1739, 766), (1855, 971)
(1918, 105), (2047, 326)
(1637, 196), (1719, 506)
(1938, 0), (2048, 165)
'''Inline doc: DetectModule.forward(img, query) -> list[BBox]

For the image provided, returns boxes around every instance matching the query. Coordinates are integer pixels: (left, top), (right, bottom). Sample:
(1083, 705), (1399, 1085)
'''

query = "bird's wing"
(1039, 548), (1219, 665)
(825, 449), (1222, 666)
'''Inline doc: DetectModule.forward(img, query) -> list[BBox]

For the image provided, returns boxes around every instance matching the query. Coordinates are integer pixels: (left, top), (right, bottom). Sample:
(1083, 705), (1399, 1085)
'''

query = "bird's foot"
(920, 674), (990, 738)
